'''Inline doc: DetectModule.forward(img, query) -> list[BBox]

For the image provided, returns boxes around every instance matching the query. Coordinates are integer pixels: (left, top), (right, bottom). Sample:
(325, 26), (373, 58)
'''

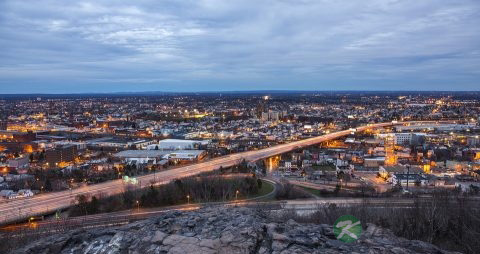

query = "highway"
(0, 121), (399, 224)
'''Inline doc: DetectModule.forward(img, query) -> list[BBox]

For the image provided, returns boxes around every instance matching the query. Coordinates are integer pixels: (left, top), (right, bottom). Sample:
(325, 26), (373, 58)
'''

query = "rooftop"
(114, 149), (205, 158)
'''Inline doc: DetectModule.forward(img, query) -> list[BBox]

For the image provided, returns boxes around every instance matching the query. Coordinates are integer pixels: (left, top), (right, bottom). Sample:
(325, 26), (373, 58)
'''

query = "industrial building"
(146, 139), (209, 150)
(114, 149), (206, 165)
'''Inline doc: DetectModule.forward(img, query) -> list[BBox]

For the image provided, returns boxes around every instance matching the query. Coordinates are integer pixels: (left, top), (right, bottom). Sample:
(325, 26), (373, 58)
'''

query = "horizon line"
(2, 89), (480, 96)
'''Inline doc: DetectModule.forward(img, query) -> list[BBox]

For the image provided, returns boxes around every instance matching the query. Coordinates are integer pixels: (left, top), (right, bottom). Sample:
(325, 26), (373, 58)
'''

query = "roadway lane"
(0, 122), (399, 224)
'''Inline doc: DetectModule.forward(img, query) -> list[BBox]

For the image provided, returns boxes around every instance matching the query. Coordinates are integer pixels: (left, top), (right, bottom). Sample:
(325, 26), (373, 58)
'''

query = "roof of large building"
(159, 139), (203, 144)
(114, 149), (205, 158)
(114, 150), (171, 158)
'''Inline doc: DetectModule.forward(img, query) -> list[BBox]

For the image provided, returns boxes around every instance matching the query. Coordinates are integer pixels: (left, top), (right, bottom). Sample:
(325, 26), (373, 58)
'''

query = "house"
(7, 156), (29, 168)
(0, 189), (18, 199)
(336, 159), (353, 175)
(364, 157), (385, 168)
(391, 173), (428, 186)
(18, 189), (34, 197)
(379, 165), (423, 179)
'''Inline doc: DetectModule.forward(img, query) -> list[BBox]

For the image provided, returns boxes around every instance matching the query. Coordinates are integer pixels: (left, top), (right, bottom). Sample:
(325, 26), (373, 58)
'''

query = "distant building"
(364, 157), (385, 168)
(0, 190), (17, 199)
(86, 137), (154, 150)
(18, 189), (34, 197)
(455, 182), (480, 192)
(391, 173), (428, 186)
(114, 150), (170, 165)
(46, 145), (78, 167)
(166, 150), (207, 162)
(379, 165), (423, 179)
(467, 136), (480, 147)
(0, 113), (7, 130)
(376, 133), (425, 146)
(260, 110), (285, 122)
(336, 159), (353, 175)
(147, 139), (208, 150)
(114, 149), (206, 165)
(0, 131), (36, 143)
(7, 156), (29, 169)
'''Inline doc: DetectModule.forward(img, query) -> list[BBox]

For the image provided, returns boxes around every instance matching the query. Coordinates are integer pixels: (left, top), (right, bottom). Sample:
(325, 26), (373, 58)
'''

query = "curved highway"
(0, 121), (401, 224)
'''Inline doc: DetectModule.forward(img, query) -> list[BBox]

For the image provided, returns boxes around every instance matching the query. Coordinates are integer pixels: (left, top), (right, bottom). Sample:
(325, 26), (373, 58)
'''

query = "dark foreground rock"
(13, 207), (460, 254)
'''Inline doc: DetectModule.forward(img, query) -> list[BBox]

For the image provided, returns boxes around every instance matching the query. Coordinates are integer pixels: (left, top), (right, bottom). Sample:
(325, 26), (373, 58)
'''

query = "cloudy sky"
(1, 0), (479, 93)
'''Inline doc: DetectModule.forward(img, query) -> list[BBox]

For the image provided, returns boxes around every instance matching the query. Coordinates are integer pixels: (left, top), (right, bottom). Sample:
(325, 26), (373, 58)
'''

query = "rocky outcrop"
(13, 207), (460, 254)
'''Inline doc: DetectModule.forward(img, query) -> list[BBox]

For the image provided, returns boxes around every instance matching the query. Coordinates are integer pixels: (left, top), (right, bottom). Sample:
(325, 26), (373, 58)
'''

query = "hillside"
(13, 207), (459, 254)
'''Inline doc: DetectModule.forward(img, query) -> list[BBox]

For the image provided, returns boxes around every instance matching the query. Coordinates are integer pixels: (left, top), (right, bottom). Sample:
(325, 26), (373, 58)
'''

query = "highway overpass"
(0, 121), (404, 224)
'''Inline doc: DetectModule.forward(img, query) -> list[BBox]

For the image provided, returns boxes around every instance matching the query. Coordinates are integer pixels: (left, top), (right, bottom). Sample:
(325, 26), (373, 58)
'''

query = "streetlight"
(235, 190), (239, 200)
(136, 200), (139, 212)
(186, 195), (190, 204)
(406, 164), (410, 191)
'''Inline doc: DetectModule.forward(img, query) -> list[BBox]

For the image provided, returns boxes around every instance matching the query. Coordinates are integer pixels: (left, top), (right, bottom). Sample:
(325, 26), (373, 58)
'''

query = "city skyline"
(1, 0), (480, 93)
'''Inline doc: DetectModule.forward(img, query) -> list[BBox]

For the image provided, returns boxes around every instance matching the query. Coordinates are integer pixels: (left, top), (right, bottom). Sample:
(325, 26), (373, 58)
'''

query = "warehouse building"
(146, 139), (209, 150)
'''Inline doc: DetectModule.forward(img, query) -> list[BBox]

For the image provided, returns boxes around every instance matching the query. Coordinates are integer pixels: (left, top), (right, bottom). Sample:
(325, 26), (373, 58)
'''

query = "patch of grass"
(248, 180), (275, 199)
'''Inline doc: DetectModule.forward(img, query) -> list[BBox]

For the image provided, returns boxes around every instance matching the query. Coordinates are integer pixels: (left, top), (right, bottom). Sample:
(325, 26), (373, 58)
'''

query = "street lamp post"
(406, 164), (410, 190)
(136, 200), (139, 212)
(235, 190), (239, 200)
(187, 195), (190, 204)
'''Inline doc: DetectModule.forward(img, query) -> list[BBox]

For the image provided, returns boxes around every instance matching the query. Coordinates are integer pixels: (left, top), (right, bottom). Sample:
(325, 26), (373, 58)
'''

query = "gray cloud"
(0, 0), (479, 93)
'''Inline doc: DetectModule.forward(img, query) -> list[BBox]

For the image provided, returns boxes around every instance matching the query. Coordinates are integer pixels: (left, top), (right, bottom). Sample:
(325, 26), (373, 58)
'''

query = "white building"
(336, 159), (353, 175)
(147, 139), (209, 150)
(114, 149), (206, 165)
(376, 133), (425, 146)
(165, 150), (207, 162)
(394, 133), (413, 145)
(18, 189), (34, 197)
(391, 173), (428, 186)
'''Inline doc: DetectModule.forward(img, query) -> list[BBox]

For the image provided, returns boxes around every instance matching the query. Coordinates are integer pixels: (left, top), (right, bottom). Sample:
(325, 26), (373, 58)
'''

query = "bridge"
(0, 121), (443, 224)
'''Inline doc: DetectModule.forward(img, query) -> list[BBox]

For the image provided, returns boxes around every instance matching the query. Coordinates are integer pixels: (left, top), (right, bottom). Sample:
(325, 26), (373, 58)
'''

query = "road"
(0, 178), (279, 233)
(0, 197), (435, 235)
(0, 121), (399, 224)
(287, 179), (362, 193)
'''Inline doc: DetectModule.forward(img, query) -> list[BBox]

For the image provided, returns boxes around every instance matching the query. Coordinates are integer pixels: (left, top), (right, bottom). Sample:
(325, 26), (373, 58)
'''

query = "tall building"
(0, 111), (8, 130)
(260, 110), (284, 122)
(385, 135), (397, 166)
(46, 145), (78, 167)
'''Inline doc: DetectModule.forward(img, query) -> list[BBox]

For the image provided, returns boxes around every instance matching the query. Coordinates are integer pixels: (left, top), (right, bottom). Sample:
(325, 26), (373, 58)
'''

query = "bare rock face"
(13, 207), (459, 254)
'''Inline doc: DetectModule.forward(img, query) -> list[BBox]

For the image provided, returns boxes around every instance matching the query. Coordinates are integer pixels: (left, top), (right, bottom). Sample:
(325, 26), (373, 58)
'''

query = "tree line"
(69, 175), (261, 216)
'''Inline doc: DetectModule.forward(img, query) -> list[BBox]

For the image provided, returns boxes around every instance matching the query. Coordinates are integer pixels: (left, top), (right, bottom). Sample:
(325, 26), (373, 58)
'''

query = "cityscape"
(1, 1), (480, 254)
(0, 92), (479, 253)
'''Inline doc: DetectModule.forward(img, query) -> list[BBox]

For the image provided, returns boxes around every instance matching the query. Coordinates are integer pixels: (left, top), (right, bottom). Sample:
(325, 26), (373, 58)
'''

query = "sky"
(0, 0), (479, 93)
